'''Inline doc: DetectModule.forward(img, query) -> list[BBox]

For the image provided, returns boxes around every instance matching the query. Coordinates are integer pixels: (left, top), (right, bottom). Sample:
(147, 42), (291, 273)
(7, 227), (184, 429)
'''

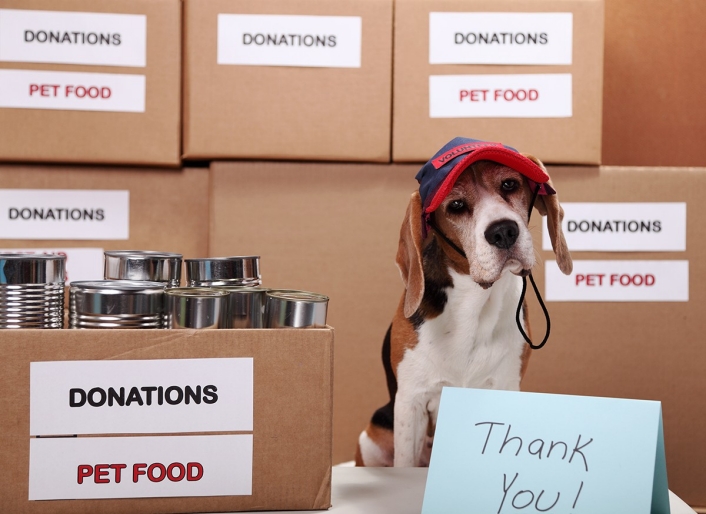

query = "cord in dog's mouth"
(505, 258), (533, 277)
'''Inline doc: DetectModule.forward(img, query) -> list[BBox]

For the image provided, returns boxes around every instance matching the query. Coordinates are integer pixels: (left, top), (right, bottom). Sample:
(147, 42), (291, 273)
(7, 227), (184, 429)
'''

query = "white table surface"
(253, 467), (697, 514)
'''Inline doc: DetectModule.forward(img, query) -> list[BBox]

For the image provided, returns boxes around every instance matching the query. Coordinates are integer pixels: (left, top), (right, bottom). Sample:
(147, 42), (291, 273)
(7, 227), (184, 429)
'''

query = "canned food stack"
(66, 252), (329, 329)
(69, 281), (166, 329)
(0, 254), (66, 329)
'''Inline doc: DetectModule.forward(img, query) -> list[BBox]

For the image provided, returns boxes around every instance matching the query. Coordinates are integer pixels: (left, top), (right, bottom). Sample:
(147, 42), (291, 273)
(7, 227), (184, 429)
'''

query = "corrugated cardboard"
(183, 0), (393, 162)
(602, 0), (706, 166)
(392, 0), (604, 164)
(209, 161), (418, 464)
(0, 0), (181, 166)
(523, 166), (706, 509)
(0, 328), (333, 513)
(0, 165), (210, 282)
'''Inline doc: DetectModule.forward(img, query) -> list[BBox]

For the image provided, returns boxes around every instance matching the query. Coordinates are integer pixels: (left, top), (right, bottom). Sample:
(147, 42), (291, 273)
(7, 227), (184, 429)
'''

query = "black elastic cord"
(428, 183), (552, 350)
(428, 216), (467, 259)
(515, 183), (551, 349)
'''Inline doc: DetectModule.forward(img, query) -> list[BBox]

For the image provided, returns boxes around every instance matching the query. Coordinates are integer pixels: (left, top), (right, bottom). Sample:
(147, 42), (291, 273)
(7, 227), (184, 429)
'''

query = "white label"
(429, 73), (572, 118)
(429, 12), (572, 65)
(29, 434), (253, 500)
(545, 260), (689, 302)
(217, 14), (362, 68)
(0, 248), (103, 283)
(0, 189), (129, 240)
(0, 69), (145, 112)
(0, 9), (146, 67)
(543, 203), (687, 252)
(30, 358), (254, 436)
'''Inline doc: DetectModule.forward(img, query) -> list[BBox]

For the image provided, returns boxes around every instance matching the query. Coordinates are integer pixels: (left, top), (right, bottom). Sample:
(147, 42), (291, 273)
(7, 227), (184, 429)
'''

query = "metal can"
(0, 253), (66, 329)
(217, 286), (269, 328)
(264, 290), (329, 328)
(69, 280), (166, 329)
(185, 256), (261, 287)
(165, 288), (230, 329)
(104, 250), (182, 288)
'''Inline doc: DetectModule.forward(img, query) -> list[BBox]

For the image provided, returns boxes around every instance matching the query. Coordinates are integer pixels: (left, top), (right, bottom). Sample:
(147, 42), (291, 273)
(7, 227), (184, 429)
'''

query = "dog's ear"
(524, 154), (573, 275)
(396, 191), (425, 318)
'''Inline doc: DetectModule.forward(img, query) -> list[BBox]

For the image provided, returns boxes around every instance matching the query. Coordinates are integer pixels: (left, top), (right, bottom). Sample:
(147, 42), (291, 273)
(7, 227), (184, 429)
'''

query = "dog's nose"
(484, 219), (519, 249)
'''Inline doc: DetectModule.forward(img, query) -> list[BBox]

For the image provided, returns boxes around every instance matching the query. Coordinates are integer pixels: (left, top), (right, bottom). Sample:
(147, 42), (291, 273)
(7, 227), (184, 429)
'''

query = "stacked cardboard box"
(0, 0), (181, 166)
(209, 161), (417, 465)
(392, 0), (604, 164)
(523, 166), (706, 508)
(183, 0), (393, 162)
(0, 165), (209, 283)
(602, 0), (706, 166)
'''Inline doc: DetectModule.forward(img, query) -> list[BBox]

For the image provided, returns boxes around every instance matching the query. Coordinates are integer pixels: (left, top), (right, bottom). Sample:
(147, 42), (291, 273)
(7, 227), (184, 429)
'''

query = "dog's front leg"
(393, 394), (428, 467)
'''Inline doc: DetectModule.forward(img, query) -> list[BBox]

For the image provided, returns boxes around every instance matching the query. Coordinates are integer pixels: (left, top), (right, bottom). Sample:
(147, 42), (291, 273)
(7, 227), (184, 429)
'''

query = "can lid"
(0, 253), (65, 260)
(165, 287), (230, 298)
(267, 289), (329, 302)
(185, 255), (259, 262)
(104, 250), (183, 260)
(213, 286), (270, 293)
(70, 280), (166, 294)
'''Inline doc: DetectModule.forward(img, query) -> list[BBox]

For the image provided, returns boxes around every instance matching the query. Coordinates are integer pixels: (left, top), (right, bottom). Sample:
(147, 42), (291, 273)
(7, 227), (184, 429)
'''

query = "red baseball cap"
(416, 137), (553, 214)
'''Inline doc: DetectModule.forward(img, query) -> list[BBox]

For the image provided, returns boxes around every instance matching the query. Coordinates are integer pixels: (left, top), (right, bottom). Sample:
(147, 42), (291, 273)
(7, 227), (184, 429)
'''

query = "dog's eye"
(501, 179), (519, 192)
(447, 199), (467, 213)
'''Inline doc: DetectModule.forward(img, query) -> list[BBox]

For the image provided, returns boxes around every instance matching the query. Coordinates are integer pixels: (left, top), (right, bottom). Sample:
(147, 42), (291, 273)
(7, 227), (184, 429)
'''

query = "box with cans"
(0, 251), (333, 513)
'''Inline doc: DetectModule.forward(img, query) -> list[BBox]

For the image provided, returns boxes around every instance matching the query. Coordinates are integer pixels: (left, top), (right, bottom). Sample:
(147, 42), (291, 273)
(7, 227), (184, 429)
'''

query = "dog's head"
(397, 153), (572, 318)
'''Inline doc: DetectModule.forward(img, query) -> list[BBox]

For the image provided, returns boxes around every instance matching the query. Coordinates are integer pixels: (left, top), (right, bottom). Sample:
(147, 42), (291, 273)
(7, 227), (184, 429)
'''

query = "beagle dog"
(356, 138), (572, 467)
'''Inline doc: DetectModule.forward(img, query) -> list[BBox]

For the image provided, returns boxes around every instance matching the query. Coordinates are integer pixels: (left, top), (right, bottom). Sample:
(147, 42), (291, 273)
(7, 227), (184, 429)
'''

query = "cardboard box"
(0, 165), (210, 284)
(0, 328), (333, 512)
(183, 0), (393, 162)
(209, 161), (418, 464)
(602, 0), (706, 166)
(392, 0), (604, 164)
(523, 166), (706, 509)
(0, 0), (181, 166)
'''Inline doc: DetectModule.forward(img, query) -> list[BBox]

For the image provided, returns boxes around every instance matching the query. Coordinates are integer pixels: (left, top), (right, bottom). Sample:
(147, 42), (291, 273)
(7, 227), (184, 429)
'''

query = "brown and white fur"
(355, 158), (572, 467)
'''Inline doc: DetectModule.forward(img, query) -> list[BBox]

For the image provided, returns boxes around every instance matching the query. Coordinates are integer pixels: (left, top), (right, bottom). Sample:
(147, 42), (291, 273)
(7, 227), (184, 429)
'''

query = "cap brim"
(424, 147), (550, 213)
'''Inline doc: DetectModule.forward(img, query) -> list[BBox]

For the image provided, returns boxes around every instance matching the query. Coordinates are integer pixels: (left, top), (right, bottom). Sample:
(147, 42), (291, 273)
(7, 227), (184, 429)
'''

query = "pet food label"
(422, 388), (669, 514)
(0, 69), (145, 112)
(429, 73), (572, 118)
(542, 203), (687, 252)
(545, 260), (689, 302)
(217, 14), (362, 68)
(429, 12), (573, 65)
(30, 358), (254, 435)
(29, 434), (253, 499)
(0, 189), (129, 240)
(0, 247), (103, 283)
(0, 9), (146, 67)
